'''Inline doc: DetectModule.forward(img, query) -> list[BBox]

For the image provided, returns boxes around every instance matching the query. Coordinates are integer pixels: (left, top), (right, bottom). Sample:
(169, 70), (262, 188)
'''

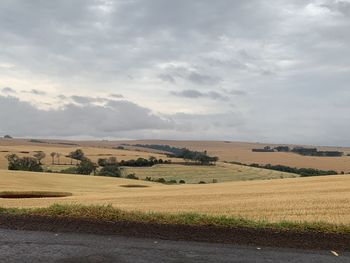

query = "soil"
(0, 214), (349, 251)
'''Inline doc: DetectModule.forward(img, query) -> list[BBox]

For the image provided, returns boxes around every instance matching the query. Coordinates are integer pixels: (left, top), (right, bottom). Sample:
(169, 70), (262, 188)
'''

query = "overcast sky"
(0, 0), (350, 145)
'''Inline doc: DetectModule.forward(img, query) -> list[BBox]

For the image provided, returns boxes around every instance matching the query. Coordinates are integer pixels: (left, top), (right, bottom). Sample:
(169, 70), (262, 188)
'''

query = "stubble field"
(1, 170), (350, 224)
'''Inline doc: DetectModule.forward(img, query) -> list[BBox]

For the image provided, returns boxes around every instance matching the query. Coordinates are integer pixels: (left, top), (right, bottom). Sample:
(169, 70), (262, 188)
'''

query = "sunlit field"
(1, 170), (350, 224)
(0, 144), (167, 170)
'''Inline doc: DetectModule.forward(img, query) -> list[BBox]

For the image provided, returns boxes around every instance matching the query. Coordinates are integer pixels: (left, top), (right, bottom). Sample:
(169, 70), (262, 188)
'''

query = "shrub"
(126, 173), (139, 180)
(179, 180), (186, 184)
(6, 154), (43, 172)
(60, 167), (78, 174)
(167, 179), (177, 184)
(33, 151), (46, 165)
(198, 181), (206, 184)
(76, 158), (97, 175)
(155, 178), (166, 183)
(98, 164), (121, 177)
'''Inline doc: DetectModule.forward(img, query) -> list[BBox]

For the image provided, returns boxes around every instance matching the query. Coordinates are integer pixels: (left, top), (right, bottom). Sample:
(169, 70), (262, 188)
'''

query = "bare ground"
(1, 214), (350, 252)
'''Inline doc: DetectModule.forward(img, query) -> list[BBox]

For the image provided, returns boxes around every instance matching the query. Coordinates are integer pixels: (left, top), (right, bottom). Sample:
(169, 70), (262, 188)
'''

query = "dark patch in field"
(0, 214), (349, 251)
(0, 191), (72, 199)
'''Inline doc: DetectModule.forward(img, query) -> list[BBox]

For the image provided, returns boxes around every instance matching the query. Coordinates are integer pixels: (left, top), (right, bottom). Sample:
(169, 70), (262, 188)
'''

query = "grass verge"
(0, 204), (350, 234)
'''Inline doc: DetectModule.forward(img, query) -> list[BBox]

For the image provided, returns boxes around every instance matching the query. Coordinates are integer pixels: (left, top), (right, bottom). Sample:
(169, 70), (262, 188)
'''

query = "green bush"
(98, 164), (121, 177)
(6, 154), (43, 172)
(155, 178), (166, 183)
(167, 179), (177, 184)
(126, 173), (139, 180)
(60, 167), (78, 174)
(77, 158), (97, 175)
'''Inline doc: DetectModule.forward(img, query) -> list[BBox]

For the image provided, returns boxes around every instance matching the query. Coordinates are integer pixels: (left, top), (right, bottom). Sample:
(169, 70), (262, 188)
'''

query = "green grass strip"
(1, 203), (350, 234)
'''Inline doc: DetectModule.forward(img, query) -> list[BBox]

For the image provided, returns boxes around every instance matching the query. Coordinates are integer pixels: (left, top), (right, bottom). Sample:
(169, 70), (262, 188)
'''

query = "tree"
(4, 135), (12, 139)
(76, 158), (97, 175)
(108, 156), (117, 165)
(98, 157), (117, 167)
(98, 164), (121, 177)
(56, 153), (61, 165)
(98, 158), (108, 167)
(33, 151), (46, 165)
(50, 152), (56, 165)
(68, 149), (85, 164)
(6, 154), (43, 172)
(149, 156), (157, 164)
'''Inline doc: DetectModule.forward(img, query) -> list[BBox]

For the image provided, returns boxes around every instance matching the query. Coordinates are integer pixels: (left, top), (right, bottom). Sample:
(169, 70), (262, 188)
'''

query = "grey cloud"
(0, 95), (172, 137)
(229, 89), (247, 96)
(188, 72), (221, 85)
(57, 94), (67, 100)
(158, 65), (221, 85)
(168, 112), (245, 136)
(323, 1), (350, 16)
(1, 1), (350, 145)
(71, 95), (96, 105)
(71, 95), (124, 105)
(1, 87), (16, 94)
(30, 89), (46, 95)
(158, 74), (176, 83)
(110, 93), (124, 99)
(171, 89), (229, 101)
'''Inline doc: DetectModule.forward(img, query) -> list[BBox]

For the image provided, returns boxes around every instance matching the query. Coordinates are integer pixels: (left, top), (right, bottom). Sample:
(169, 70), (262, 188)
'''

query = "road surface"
(0, 228), (349, 262)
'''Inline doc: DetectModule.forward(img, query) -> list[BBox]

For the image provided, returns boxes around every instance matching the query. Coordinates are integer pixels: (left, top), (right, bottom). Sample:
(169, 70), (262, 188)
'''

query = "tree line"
(252, 145), (343, 157)
(133, 144), (219, 165)
(230, 161), (338, 177)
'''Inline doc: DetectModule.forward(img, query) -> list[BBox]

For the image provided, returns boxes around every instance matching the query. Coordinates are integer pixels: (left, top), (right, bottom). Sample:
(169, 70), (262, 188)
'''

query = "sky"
(0, 0), (350, 146)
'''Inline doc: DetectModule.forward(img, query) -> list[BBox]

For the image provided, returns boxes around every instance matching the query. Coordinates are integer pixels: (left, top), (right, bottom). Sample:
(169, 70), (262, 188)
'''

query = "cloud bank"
(0, 0), (350, 145)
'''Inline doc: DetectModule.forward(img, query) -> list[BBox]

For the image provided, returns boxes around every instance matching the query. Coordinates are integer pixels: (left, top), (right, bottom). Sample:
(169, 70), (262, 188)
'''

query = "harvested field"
(123, 163), (298, 183)
(0, 170), (350, 224)
(0, 144), (168, 170)
(116, 140), (350, 173)
(1, 138), (350, 172)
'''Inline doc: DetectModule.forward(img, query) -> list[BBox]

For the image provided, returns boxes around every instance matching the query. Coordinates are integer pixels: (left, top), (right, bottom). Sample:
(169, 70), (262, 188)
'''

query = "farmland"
(2, 138), (349, 173)
(0, 143), (167, 171)
(1, 138), (349, 226)
(0, 138), (299, 183)
(1, 170), (350, 224)
(0, 139), (350, 173)
(119, 140), (350, 173)
(123, 163), (298, 184)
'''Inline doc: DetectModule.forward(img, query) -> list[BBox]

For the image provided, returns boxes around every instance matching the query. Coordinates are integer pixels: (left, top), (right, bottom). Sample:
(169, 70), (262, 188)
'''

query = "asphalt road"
(0, 228), (349, 263)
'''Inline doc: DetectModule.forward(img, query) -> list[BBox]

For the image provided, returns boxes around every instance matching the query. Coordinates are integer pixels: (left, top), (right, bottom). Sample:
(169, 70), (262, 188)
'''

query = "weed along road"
(0, 228), (349, 263)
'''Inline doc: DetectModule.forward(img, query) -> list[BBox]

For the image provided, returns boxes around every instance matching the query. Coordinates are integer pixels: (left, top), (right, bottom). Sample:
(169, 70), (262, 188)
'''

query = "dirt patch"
(0, 191), (72, 199)
(0, 214), (349, 251)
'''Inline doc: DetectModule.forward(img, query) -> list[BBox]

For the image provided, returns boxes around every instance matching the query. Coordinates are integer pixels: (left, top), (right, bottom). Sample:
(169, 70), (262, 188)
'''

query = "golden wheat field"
(1, 170), (350, 224)
(118, 140), (350, 173)
(0, 143), (167, 170)
(2, 138), (350, 172)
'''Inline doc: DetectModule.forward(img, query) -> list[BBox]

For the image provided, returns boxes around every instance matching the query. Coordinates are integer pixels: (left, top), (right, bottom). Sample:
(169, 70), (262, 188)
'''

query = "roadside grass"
(0, 203), (349, 234)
